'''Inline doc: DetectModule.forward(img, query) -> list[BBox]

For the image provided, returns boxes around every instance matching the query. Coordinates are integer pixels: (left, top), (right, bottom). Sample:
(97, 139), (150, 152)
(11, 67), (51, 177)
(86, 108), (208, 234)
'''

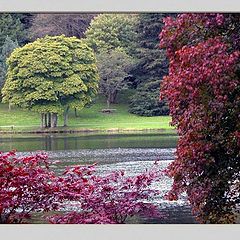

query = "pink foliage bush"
(1, 151), (163, 224)
(0, 150), (59, 223)
(48, 163), (163, 224)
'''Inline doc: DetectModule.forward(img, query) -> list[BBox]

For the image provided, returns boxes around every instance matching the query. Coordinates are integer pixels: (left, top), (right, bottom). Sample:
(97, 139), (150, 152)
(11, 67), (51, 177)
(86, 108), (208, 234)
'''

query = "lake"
(0, 132), (196, 224)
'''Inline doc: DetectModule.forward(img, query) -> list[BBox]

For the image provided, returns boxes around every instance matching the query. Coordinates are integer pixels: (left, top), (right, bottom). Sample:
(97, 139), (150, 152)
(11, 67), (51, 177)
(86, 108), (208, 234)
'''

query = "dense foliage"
(160, 13), (240, 223)
(85, 14), (138, 55)
(0, 13), (174, 119)
(2, 35), (99, 128)
(0, 13), (26, 46)
(129, 13), (171, 116)
(0, 13), (31, 99)
(0, 151), (163, 224)
(129, 79), (169, 116)
(0, 36), (19, 94)
(97, 48), (135, 107)
(0, 151), (58, 223)
(85, 14), (138, 105)
(132, 13), (169, 83)
(48, 162), (162, 224)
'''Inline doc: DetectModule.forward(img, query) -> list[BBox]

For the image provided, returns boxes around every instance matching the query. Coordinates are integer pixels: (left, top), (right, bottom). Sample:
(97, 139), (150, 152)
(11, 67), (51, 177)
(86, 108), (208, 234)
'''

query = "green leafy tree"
(2, 35), (99, 128)
(97, 49), (135, 107)
(0, 36), (19, 95)
(129, 13), (174, 116)
(85, 14), (138, 106)
(85, 14), (138, 55)
(0, 13), (26, 46)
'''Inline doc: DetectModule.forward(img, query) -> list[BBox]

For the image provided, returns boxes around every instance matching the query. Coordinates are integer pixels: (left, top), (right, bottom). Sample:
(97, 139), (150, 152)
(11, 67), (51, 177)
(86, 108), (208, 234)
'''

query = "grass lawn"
(0, 95), (173, 133)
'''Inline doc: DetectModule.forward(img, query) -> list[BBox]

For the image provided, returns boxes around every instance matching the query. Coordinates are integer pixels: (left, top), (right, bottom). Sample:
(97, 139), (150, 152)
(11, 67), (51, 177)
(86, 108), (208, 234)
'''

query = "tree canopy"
(0, 36), (19, 94)
(160, 13), (240, 223)
(2, 35), (99, 127)
(84, 14), (138, 106)
(0, 13), (26, 46)
(97, 48), (135, 107)
(128, 13), (172, 116)
(129, 79), (169, 116)
(1, 150), (163, 224)
(85, 14), (138, 55)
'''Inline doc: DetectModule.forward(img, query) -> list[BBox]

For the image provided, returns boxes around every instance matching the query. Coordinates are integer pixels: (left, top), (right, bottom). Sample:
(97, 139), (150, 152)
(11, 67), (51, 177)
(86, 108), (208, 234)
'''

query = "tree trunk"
(49, 113), (58, 128)
(41, 113), (44, 128)
(48, 113), (51, 128)
(8, 103), (11, 111)
(107, 98), (110, 108)
(54, 113), (58, 127)
(44, 113), (48, 128)
(63, 107), (69, 127)
(108, 91), (118, 107)
(111, 91), (117, 103)
(50, 113), (56, 128)
(74, 108), (78, 117)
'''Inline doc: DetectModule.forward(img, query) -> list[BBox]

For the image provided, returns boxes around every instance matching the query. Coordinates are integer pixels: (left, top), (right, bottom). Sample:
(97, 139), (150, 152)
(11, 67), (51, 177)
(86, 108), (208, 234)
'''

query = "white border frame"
(0, 1), (240, 239)
(0, 0), (240, 12)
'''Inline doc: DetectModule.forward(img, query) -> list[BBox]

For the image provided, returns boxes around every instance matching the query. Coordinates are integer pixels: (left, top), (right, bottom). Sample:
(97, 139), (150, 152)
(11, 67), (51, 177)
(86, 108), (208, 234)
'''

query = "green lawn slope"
(0, 94), (173, 133)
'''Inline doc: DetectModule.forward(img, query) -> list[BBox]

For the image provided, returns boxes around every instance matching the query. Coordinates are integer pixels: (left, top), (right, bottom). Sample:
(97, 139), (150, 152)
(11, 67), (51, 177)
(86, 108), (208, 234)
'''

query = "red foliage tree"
(1, 151), (163, 224)
(48, 163), (163, 224)
(0, 151), (59, 223)
(160, 13), (240, 223)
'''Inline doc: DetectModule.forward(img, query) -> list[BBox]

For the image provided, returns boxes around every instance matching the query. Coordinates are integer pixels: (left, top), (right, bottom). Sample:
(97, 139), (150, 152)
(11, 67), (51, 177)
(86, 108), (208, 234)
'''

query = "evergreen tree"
(0, 36), (19, 93)
(129, 13), (175, 116)
(14, 13), (36, 44)
(129, 79), (169, 116)
(0, 13), (26, 46)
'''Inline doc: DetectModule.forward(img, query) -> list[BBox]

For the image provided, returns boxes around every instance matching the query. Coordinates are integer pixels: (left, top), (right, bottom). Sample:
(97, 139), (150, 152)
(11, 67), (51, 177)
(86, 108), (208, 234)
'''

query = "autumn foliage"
(160, 13), (240, 223)
(48, 163), (162, 224)
(0, 151), (59, 223)
(0, 151), (163, 224)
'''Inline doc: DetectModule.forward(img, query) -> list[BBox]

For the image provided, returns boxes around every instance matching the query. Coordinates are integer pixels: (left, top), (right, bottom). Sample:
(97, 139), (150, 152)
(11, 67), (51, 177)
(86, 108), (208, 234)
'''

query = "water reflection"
(0, 132), (178, 152)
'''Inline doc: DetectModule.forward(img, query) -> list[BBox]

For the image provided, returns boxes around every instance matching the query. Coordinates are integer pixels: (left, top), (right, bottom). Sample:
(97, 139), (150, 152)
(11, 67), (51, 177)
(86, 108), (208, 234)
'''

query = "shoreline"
(0, 128), (176, 135)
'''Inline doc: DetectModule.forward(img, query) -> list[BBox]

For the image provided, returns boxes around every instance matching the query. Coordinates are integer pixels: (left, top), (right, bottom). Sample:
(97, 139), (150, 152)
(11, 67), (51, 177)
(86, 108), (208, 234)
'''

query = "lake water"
(0, 132), (197, 224)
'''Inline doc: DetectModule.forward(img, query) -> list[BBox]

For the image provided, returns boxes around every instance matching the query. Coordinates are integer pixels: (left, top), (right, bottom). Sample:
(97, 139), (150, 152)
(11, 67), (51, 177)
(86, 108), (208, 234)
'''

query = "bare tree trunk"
(41, 113), (44, 128)
(107, 97), (110, 108)
(108, 91), (118, 106)
(50, 113), (55, 128)
(48, 113), (51, 128)
(63, 107), (69, 127)
(8, 103), (11, 111)
(53, 113), (58, 127)
(74, 108), (78, 117)
(44, 113), (48, 128)
(49, 113), (58, 128)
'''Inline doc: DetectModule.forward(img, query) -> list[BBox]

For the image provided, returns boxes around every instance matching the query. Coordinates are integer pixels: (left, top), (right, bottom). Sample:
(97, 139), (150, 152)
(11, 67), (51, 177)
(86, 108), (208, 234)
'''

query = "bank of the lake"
(0, 100), (173, 134)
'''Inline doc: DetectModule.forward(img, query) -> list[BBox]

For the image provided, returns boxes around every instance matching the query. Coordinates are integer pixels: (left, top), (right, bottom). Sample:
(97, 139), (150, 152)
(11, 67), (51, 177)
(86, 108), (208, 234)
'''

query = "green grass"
(0, 95), (173, 132)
